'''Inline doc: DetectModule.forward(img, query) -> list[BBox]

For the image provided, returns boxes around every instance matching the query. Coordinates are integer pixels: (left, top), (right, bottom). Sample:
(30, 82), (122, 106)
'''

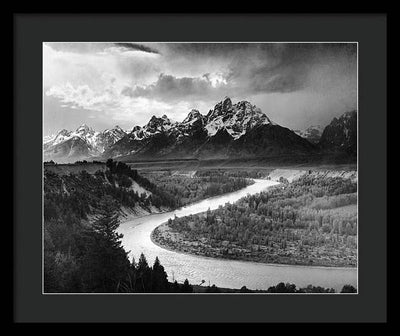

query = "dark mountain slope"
(319, 111), (357, 156)
(231, 124), (317, 157)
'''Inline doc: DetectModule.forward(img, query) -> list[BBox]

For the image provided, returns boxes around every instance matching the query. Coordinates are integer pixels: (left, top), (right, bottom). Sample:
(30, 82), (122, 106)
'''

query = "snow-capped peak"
(43, 123), (128, 155)
(205, 97), (273, 139)
(128, 114), (174, 140)
(43, 134), (55, 144)
(161, 114), (170, 123)
(146, 115), (172, 130)
(104, 125), (125, 135)
(182, 109), (203, 124)
(58, 129), (71, 136)
(112, 125), (123, 131)
(222, 96), (232, 110)
(45, 129), (73, 146)
(75, 124), (93, 133)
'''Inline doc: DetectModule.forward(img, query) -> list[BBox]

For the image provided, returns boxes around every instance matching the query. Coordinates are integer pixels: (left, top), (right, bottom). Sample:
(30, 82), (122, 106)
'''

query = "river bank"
(118, 178), (357, 291)
(150, 223), (356, 270)
(151, 221), (357, 268)
(150, 171), (357, 268)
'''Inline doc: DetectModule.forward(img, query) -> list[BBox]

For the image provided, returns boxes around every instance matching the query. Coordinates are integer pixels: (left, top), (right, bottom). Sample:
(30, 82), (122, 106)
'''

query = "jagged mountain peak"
(208, 97), (234, 120)
(182, 109), (204, 124)
(58, 129), (71, 136)
(222, 96), (232, 109)
(161, 114), (170, 121)
(148, 114), (170, 123)
(319, 110), (357, 155)
(330, 110), (356, 124)
(76, 123), (93, 132)
(104, 125), (126, 134)
(148, 115), (158, 122)
(205, 97), (273, 139)
(127, 114), (175, 141)
(131, 125), (141, 133)
(146, 114), (172, 129)
(343, 110), (357, 117)
(340, 110), (357, 122)
(43, 129), (71, 146)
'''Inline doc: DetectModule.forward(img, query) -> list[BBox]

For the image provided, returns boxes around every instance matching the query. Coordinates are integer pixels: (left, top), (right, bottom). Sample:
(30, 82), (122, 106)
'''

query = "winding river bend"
(118, 179), (357, 291)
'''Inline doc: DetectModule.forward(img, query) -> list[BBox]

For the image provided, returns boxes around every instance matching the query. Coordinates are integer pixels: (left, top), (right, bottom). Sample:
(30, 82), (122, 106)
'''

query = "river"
(118, 179), (357, 292)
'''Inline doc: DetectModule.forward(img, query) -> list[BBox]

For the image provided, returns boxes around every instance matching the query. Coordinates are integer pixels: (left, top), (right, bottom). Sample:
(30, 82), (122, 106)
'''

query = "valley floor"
(150, 167), (358, 268)
(151, 213), (357, 268)
(124, 155), (357, 173)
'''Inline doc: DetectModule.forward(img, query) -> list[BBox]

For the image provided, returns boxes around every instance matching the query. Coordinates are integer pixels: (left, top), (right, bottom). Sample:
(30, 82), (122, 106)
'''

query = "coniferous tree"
(171, 280), (180, 292)
(340, 284), (357, 293)
(136, 253), (152, 292)
(205, 284), (221, 293)
(79, 195), (130, 292)
(151, 257), (169, 292)
(181, 279), (193, 293)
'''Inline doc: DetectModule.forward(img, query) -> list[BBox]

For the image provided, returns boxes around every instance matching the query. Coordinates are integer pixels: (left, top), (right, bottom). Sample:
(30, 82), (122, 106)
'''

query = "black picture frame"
(14, 13), (387, 323)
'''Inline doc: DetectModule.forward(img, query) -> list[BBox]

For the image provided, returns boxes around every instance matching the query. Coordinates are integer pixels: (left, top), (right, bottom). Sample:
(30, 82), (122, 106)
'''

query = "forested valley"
(153, 175), (358, 267)
(140, 169), (254, 207)
(44, 159), (357, 292)
(44, 160), (254, 292)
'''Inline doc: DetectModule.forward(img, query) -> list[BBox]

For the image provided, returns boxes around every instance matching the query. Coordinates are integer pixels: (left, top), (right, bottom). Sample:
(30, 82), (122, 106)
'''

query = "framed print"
(14, 13), (387, 323)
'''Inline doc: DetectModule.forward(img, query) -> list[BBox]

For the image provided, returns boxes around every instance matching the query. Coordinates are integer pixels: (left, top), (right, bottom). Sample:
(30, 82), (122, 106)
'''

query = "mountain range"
(43, 97), (357, 163)
(294, 125), (324, 144)
(319, 111), (357, 155)
(43, 125), (127, 162)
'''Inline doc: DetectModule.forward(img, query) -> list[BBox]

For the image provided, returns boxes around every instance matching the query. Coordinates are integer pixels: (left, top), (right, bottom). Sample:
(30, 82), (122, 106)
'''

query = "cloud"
(45, 42), (161, 55)
(224, 43), (357, 95)
(118, 43), (357, 103)
(45, 80), (197, 127)
(114, 43), (160, 54)
(46, 83), (112, 111)
(122, 73), (229, 102)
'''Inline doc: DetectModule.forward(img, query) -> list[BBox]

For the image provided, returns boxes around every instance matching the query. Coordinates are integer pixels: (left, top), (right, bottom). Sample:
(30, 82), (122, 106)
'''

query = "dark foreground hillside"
(44, 161), (177, 292)
(43, 160), (252, 292)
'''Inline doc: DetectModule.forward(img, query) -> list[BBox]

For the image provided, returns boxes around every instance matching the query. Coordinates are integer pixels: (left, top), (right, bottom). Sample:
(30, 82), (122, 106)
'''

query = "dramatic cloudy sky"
(43, 42), (357, 136)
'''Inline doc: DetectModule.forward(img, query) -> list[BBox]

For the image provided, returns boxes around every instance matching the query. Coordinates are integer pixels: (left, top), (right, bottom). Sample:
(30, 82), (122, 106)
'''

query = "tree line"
(161, 175), (358, 267)
(141, 169), (253, 208)
(203, 283), (356, 293)
(44, 160), (178, 226)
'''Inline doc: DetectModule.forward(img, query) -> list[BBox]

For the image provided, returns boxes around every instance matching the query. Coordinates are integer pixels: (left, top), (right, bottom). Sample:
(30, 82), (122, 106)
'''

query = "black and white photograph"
(42, 42), (359, 294)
